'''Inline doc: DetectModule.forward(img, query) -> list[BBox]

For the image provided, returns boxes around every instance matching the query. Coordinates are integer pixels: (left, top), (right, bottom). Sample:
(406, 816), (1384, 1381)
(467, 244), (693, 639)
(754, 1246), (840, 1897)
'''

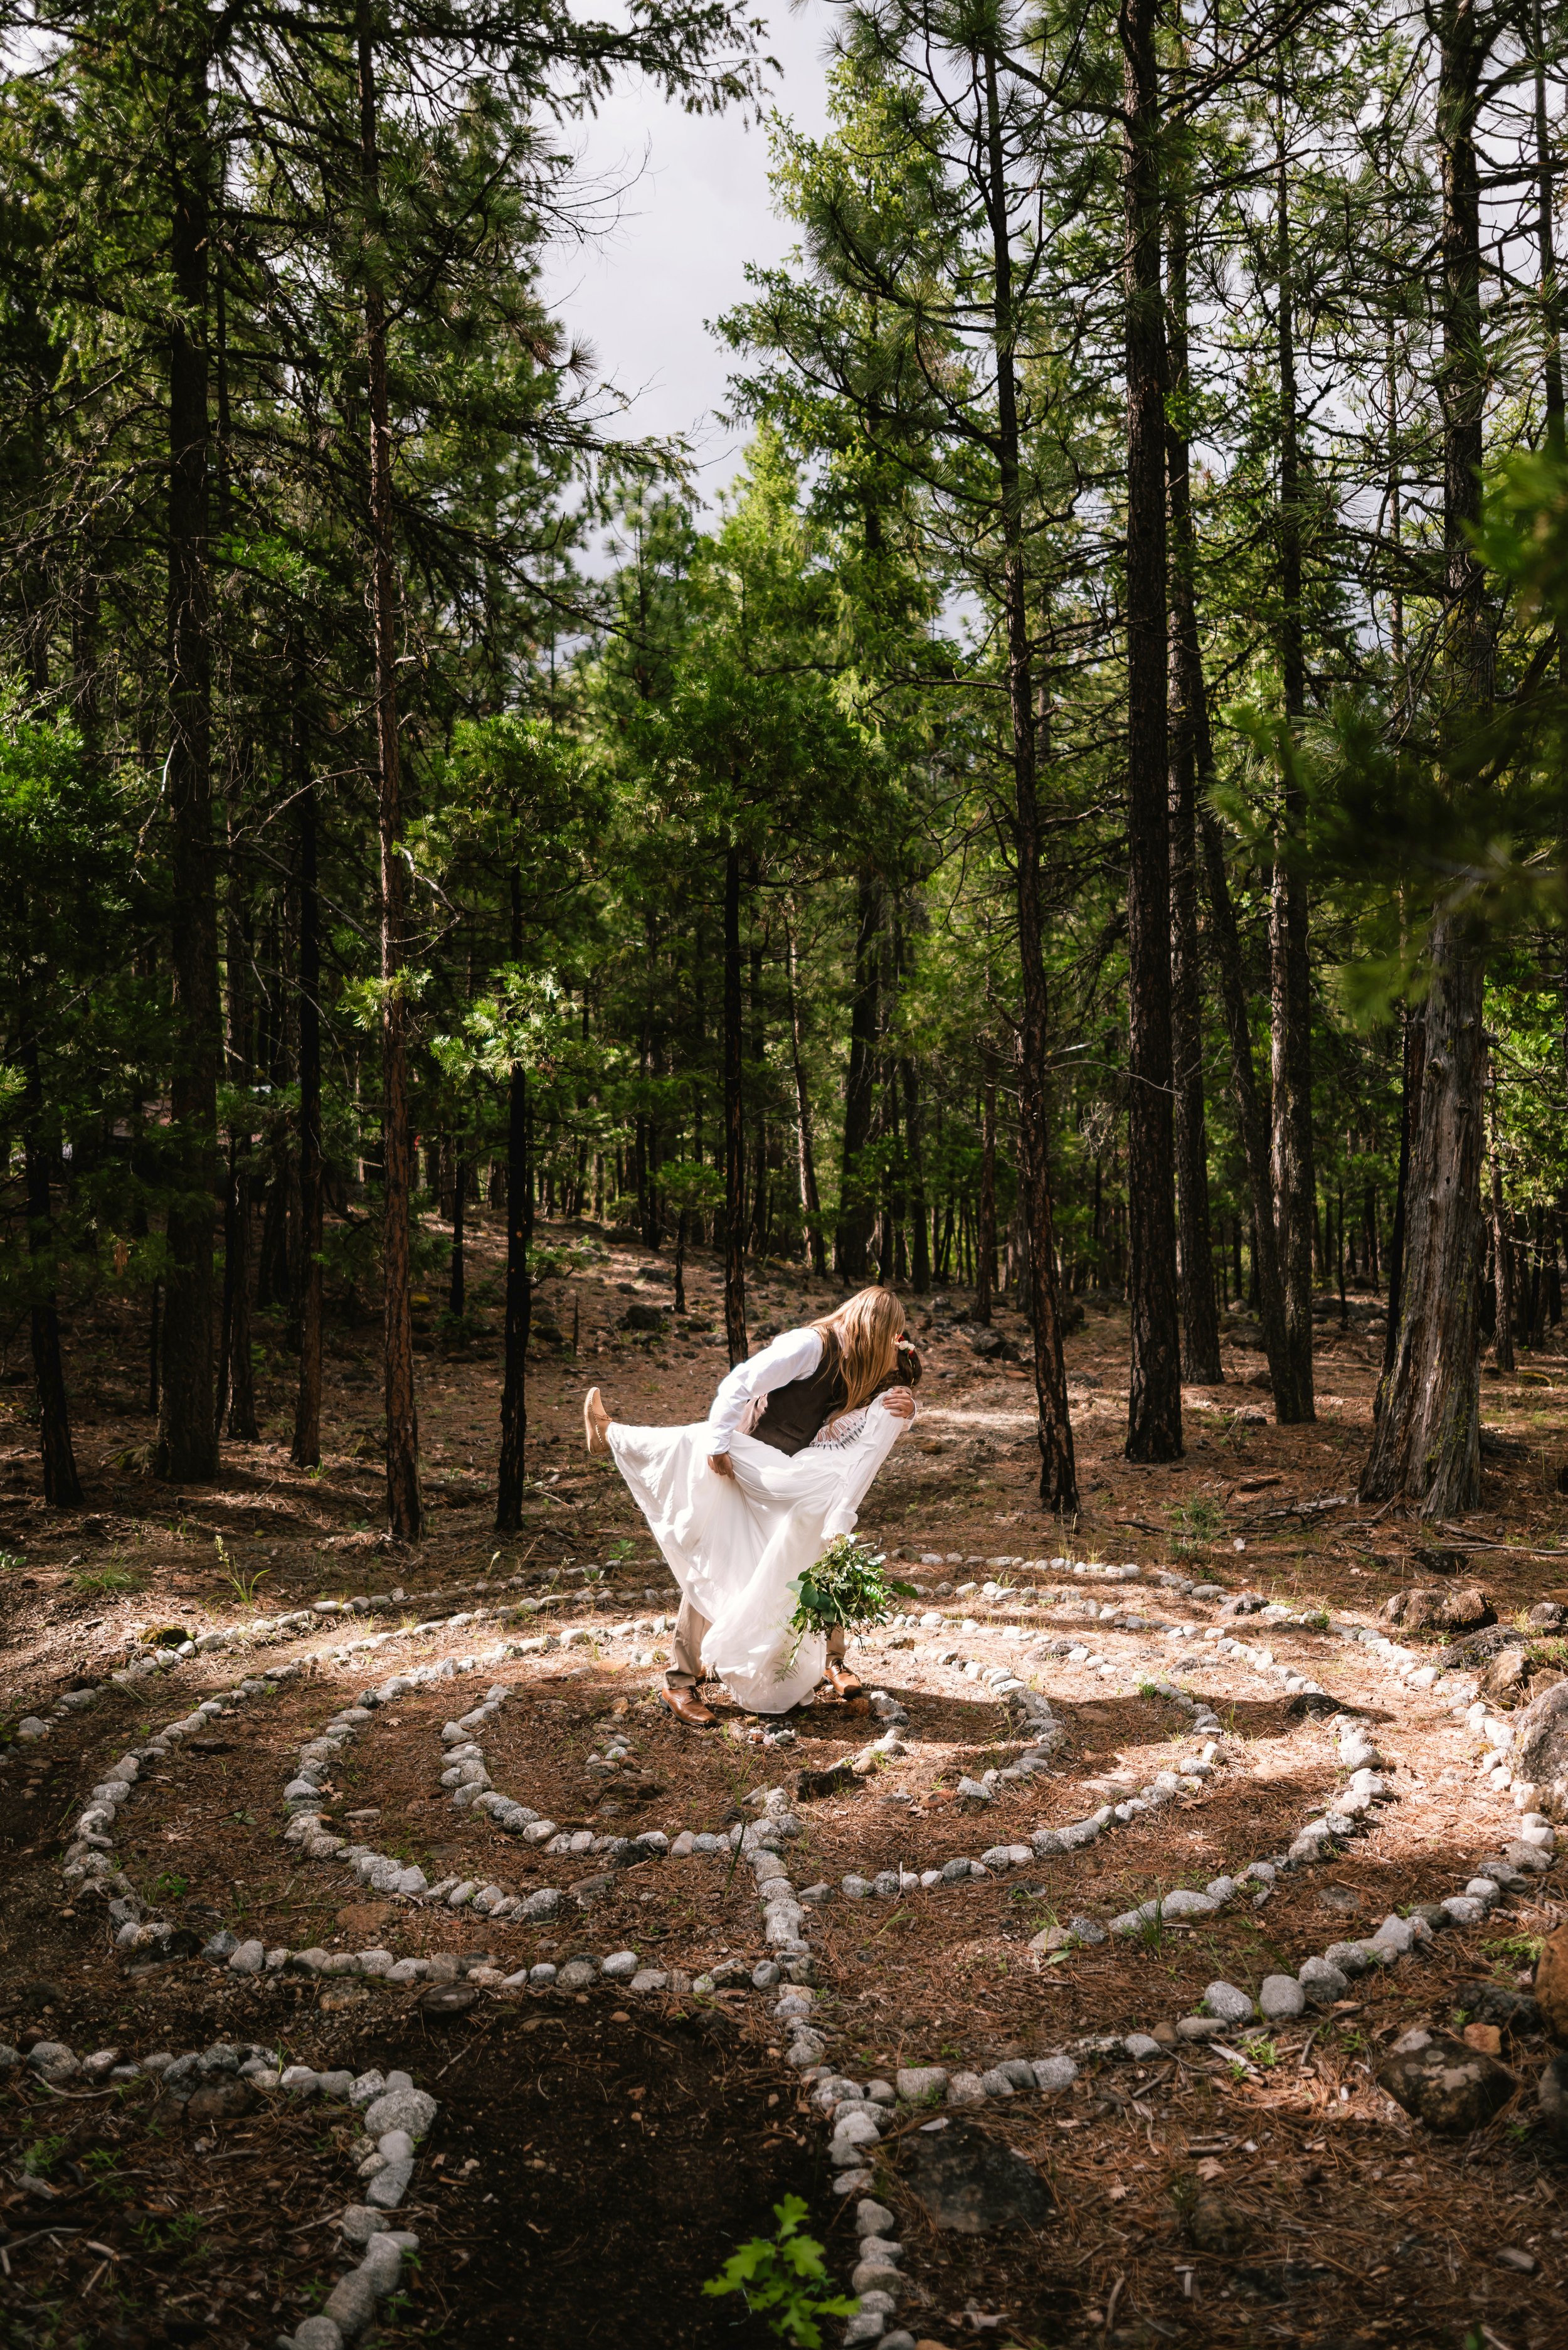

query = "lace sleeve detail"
(806, 1405), (871, 1451)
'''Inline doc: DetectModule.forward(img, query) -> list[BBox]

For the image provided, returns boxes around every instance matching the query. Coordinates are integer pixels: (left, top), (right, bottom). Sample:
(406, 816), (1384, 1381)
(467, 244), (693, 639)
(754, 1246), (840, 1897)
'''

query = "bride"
(583, 1285), (919, 1723)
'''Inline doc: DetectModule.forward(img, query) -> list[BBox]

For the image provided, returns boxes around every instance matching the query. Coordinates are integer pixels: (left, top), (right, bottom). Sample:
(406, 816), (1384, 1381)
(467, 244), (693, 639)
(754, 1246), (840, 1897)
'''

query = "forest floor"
(1, 1213), (1566, 2349)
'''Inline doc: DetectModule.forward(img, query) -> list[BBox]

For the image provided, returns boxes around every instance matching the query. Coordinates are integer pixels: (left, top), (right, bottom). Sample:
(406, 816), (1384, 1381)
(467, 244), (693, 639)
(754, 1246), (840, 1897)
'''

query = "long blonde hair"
(812, 1286), (907, 1419)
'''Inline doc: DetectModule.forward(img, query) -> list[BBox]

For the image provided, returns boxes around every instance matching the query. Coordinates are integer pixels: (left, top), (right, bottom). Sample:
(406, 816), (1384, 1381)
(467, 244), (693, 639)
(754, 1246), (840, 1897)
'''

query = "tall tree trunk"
(976, 1051), (997, 1323)
(1168, 169), (1294, 1412)
(1165, 178), (1222, 1385)
(495, 865), (533, 1531)
(21, 1021), (82, 1506)
(291, 751), (323, 1467)
(1488, 1055), (1515, 1370)
(154, 24), (220, 1482)
(1121, 0), (1182, 1462)
(982, 43), (1076, 1508)
(448, 1157), (466, 1316)
(1361, 0), (1490, 1516)
(359, 2), (420, 1539)
(786, 925), (826, 1276)
(835, 876), (879, 1281)
(1379, 1002), (1422, 1399)
(902, 1053), (930, 1294)
(747, 928), (766, 1258)
(221, 780), (259, 1442)
(1270, 86), (1317, 1420)
(722, 845), (748, 1364)
(1534, 0), (1565, 449)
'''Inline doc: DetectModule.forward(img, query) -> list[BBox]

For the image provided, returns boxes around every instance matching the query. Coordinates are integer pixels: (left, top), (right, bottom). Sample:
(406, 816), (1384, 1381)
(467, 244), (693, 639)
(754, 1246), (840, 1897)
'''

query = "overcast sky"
(538, 4), (835, 497)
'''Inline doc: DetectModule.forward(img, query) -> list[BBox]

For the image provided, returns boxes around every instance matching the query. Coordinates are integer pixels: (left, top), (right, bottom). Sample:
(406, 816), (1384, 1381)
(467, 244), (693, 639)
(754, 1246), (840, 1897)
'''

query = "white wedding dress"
(606, 1397), (908, 1713)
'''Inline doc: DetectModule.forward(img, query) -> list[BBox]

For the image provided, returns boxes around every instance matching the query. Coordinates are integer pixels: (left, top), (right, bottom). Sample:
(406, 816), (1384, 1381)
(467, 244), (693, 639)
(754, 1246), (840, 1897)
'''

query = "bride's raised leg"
(583, 1387), (612, 1455)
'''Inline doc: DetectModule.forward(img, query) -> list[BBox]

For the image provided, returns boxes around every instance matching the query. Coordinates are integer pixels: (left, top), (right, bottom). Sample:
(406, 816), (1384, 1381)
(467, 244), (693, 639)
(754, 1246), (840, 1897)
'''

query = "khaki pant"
(667, 1591), (845, 1690)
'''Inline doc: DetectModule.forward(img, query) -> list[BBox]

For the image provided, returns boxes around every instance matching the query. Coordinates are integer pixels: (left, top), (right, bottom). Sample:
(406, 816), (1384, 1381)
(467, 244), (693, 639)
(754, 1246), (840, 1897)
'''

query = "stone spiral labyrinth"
(2, 1545), (1566, 2349)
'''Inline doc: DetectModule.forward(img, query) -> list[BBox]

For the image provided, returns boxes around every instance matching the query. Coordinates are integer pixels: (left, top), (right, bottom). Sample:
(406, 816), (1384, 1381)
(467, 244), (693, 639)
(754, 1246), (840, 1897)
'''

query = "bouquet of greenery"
(787, 1534), (915, 1643)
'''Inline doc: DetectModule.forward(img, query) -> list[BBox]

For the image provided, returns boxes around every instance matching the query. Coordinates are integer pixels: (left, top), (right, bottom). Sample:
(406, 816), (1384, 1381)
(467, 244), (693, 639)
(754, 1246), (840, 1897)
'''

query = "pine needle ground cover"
(0, 1228), (1565, 2346)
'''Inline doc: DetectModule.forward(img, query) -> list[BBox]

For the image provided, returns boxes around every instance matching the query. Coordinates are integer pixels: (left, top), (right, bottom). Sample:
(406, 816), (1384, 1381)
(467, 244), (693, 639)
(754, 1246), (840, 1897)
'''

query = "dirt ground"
(2, 1215), (1567, 2348)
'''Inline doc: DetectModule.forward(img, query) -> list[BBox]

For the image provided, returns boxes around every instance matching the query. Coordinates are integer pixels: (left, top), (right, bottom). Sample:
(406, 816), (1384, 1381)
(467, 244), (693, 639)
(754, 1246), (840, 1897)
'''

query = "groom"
(663, 1336), (918, 1727)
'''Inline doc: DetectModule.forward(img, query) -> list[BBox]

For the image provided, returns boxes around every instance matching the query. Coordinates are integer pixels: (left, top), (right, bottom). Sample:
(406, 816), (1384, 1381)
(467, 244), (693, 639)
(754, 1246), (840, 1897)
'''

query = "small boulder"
(1481, 1647), (1532, 1707)
(1537, 2052), (1568, 2139)
(1516, 1683), (1568, 1817)
(900, 2117), (1051, 2233)
(1203, 1981), (1256, 2026)
(1259, 1974), (1306, 2023)
(1377, 2026), (1517, 2133)
(1388, 1585), (1493, 1635)
(1534, 1920), (1568, 2041)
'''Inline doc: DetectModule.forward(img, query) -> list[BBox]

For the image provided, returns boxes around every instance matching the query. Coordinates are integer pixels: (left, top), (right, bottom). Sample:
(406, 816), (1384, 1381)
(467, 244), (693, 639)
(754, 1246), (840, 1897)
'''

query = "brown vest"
(750, 1336), (845, 1456)
(750, 1336), (917, 1457)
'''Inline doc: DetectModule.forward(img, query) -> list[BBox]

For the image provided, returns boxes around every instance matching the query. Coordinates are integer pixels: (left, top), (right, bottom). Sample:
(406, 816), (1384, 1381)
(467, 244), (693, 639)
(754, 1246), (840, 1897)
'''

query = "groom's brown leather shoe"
(822, 1661), (864, 1699)
(662, 1686), (715, 1728)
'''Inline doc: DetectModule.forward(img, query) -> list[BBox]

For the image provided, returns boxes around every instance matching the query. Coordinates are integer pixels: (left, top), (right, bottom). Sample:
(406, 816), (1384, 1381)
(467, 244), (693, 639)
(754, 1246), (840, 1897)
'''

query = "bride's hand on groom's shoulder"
(880, 1386), (916, 1420)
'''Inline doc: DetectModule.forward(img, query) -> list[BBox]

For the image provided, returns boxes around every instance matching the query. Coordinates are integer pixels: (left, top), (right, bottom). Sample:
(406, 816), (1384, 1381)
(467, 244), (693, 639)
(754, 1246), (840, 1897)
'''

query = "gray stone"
(1515, 1681), (1568, 1814)
(1298, 1956), (1350, 2006)
(1031, 2055), (1078, 2093)
(1123, 2033), (1162, 2060)
(1259, 1974), (1306, 2022)
(289, 2322), (344, 2350)
(1203, 1981), (1256, 2025)
(363, 2087), (437, 2140)
(901, 2117), (1052, 2233)
(339, 2206), (393, 2245)
(365, 2155), (414, 2209)
(896, 2066), (948, 2103)
(1378, 2027), (1517, 2134)
(856, 2198), (896, 2236)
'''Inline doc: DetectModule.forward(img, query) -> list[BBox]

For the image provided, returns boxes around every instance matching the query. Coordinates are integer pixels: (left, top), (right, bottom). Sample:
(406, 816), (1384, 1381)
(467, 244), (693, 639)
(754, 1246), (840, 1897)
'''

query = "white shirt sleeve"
(704, 1327), (824, 1454)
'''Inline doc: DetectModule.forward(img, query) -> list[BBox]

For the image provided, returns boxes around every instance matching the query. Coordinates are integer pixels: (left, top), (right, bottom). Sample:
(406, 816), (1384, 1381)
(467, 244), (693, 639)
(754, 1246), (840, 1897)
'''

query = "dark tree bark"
(786, 925), (826, 1276)
(1270, 89), (1317, 1421)
(291, 757), (323, 1467)
(1167, 164), (1294, 1413)
(1197, 808), (1297, 1410)
(835, 875), (880, 1282)
(980, 41), (1076, 1509)
(976, 1048), (997, 1324)
(722, 844), (748, 1364)
(1488, 1055), (1515, 1371)
(1534, 0), (1565, 448)
(1121, 0), (1182, 1462)
(1379, 1004), (1422, 1399)
(218, 740), (258, 1442)
(1361, 0), (1490, 1517)
(154, 23), (220, 1482)
(359, 1), (420, 1539)
(21, 1024), (82, 1506)
(901, 1053), (930, 1294)
(746, 921), (768, 1260)
(448, 1159), (466, 1318)
(495, 868), (533, 1531)
(1165, 182), (1222, 1385)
